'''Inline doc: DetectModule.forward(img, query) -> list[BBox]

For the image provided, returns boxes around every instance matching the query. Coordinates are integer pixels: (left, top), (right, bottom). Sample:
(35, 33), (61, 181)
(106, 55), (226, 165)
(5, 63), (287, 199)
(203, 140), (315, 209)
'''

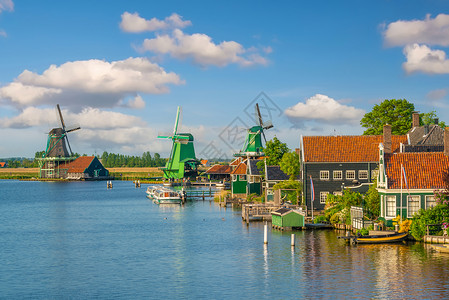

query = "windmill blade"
(255, 103), (263, 127)
(66, 126), (81, 133)
(173, 106), (182, 135)
(157, 135), (174, 139)
(262, 129), (267, 143)
(65, 135), (73, 156)
(56, 104), (66, 131)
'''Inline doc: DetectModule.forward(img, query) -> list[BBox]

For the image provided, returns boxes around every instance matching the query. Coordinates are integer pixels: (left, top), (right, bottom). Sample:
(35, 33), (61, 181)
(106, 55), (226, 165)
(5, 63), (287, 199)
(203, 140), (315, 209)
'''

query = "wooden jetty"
(183, 189), (216, 200)
(242, 203), (301, 224)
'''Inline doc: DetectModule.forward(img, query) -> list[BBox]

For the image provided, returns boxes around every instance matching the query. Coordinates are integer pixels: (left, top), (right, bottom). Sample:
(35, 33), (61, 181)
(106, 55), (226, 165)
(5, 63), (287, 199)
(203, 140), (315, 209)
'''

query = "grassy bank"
(0, 167), (164, 181)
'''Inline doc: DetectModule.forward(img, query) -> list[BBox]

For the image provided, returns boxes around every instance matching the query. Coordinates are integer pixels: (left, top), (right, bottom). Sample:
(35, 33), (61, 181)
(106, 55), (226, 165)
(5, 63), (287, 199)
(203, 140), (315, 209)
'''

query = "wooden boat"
(338, 231), (408, 244)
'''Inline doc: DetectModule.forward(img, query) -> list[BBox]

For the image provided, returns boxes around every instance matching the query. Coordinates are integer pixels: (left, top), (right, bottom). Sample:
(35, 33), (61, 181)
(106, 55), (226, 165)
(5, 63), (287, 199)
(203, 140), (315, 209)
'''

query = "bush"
(314, 215), (327, 224)
(410, 203), (449, 241)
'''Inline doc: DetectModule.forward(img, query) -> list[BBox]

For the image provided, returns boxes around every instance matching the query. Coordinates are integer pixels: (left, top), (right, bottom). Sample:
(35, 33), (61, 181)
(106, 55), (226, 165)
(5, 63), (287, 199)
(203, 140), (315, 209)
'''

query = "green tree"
(420, 110), (446, 128)
(364, 179), (380, 219)
(360, 99), (415, 135)
(263, 137), (289, 165)
(324, 190), (363, 224)
(280, 151), (300, 181)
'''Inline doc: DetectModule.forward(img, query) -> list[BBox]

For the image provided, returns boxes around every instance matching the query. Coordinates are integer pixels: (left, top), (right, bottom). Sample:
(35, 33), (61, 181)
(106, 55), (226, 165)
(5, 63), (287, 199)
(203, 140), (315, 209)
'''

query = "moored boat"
(338, 231), (408, 244)
(153, 187), (183, 204)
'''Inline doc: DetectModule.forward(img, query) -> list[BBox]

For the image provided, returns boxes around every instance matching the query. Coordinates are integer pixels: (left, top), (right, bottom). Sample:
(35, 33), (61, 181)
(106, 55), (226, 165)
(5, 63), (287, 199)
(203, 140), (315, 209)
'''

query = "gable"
(231, 162), (247, 175)
(62, 156), (95, 173)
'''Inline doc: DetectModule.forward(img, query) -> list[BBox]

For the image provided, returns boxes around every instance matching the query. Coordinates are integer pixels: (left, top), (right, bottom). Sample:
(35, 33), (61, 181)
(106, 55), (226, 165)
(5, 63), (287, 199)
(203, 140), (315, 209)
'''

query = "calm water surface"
(1, 180), (448, 299)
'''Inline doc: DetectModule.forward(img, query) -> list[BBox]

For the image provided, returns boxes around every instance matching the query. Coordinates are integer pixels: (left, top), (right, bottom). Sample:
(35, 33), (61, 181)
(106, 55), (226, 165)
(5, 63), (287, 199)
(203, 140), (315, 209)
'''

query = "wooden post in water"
(264, 222), (268, 244)
(291, 234), (295, 247)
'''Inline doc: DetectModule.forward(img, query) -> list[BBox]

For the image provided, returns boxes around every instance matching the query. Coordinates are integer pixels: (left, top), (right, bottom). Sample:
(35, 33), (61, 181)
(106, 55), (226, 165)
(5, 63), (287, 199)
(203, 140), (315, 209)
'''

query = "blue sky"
(0, 0), (448, 159)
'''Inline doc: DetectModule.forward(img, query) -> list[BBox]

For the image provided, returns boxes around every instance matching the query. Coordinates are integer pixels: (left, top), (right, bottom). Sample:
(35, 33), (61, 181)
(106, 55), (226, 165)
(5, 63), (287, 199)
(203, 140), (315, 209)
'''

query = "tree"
(256, 137), (290, 176)
(360, 99), (415, 135)
(280, 152), (300, 181)
(364, 179), (380, 219)
(420, 110), (446, 128)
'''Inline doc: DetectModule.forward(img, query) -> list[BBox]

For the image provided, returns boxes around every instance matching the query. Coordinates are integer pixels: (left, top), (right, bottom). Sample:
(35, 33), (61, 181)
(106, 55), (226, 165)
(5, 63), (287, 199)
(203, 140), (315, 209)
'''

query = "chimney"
(445, 127), (449, 156)
(383, 124), (392, 154)
(412, 112), (420, 128)
(435, 118), (439, 125)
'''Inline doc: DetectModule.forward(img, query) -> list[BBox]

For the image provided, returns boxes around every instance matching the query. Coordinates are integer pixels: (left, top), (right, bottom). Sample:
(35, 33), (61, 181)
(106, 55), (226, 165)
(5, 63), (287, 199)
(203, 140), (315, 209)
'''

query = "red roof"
(0, 162), (5, 167)
(385, 152), (449, 189)
(62, 156), (95, 173)
(231, 162), (247, 175)
(205, 164), (231, 174)
(230, 157), (242, 166)
(302, 135), (407, 162)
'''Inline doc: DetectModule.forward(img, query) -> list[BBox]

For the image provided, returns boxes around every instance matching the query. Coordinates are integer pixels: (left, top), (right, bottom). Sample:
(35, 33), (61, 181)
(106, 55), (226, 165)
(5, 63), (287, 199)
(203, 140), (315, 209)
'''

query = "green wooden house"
(377, 134), (449, 225)
(271, 207), (305, 230)
(231, 159), (248, 198)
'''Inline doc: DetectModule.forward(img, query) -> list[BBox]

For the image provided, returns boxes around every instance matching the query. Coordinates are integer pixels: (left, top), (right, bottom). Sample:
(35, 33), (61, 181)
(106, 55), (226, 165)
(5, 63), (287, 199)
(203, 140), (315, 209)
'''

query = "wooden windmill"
(38, 104), (80, 179)
(235, 103), (273, 157)
(157, 106), (200, 179)
(43, 104), (81, 158)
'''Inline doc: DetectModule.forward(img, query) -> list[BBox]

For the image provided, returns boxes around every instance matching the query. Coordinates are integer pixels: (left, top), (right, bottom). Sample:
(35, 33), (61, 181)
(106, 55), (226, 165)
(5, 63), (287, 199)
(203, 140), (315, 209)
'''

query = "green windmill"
(235, 103), (273, 157)
(158, 106), (200, 179)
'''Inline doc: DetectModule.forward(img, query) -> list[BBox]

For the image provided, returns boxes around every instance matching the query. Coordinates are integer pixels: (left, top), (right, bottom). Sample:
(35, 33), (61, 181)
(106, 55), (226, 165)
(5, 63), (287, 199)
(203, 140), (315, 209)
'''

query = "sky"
(1, 0), (449, 159)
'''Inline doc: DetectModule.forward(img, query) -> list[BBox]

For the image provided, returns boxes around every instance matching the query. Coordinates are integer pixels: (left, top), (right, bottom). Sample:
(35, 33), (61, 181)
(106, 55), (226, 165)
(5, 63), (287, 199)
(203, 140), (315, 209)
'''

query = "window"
(407, 195), (420, 218)
(320, 192), (329, 204)
(232, 175), (237, 181)
(333, 191), (342, 196)
(346, 170), (355, 180)
(371, 169), (379, 180)
(386, 195), (396, 218)
(333, 170), (343, 180)
(320, 171), (329, 180)
(426, 195), (436, 209)
(239, 175), (247, 181)
(358, 170), (368, 180)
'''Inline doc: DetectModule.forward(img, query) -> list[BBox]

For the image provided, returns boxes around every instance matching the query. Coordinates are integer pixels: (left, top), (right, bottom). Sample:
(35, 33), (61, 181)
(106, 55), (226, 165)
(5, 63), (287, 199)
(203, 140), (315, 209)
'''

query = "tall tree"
(280, 151), (300, 181)
(360, 99), (415, 135)
(263, 137), (290, 166)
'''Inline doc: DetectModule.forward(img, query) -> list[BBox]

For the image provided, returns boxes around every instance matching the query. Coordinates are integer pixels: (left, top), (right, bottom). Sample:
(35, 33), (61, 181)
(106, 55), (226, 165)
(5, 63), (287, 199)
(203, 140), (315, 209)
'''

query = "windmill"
(157, 106), (200, 179)
(43, 104), (81, 158)
(236, 103), (273, 157)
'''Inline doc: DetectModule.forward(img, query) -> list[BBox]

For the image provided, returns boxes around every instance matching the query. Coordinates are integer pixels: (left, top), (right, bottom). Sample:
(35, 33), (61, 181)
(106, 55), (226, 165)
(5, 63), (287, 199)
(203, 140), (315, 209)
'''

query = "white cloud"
(120, 12), (191, 33)
(426, 88), (447, 101)
(0, 0), (13, 13)
(140, 29), (268, 67)
(384, 14), (449, 47)
(284, 94), (365, 126)
(403, 43), (449, 74)
(0, 57), (183, 107)
(0, 30), (6, 37)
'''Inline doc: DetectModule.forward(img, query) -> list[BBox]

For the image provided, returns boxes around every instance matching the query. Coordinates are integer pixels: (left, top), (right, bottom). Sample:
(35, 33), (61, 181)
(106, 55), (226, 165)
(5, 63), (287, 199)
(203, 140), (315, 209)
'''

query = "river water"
(1, 180), (448, 299)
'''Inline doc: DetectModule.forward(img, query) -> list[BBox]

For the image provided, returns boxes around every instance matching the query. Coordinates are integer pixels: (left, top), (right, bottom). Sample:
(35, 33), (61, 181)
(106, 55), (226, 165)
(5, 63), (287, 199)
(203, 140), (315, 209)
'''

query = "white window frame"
(333, 170), (343, 180)
(407, 195), (420, 218)
(386, 195), (396, 218)
(425, 195), (436, 210)
(239, 175), (247, 181)
(232, 174), (237, 181)
(320, 191), (329, 204)
(320, 171), (330, 181)
(248, 176), (254, 183)
(346, 170), (355, 180)
(358, 170), (368, 180)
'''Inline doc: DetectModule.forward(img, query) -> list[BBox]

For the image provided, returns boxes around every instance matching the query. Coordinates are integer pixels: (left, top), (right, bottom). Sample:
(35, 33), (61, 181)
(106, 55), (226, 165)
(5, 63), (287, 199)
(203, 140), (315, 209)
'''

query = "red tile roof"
(62, 156), (95, 173)
(302, 135), (407, 162)
(230, 157), (242, 166)
(205, 164), (231, 174)
(0, 162), (5, 167)
(231, 162), (247, 175)
(385, 152), (449, 189)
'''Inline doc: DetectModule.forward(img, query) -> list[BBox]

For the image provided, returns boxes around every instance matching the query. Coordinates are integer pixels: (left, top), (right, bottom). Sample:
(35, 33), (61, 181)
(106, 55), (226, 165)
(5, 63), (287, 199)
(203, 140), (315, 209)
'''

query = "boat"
(147, 186), (183, 204)
(338, 231), (408, 244)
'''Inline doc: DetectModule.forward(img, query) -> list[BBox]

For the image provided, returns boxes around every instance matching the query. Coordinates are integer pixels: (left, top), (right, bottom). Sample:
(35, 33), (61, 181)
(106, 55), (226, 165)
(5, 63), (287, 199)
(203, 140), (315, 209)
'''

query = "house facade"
(377, 129), (449, 224)
(61, 156), (109, 180)
(300, 125), (408, 211)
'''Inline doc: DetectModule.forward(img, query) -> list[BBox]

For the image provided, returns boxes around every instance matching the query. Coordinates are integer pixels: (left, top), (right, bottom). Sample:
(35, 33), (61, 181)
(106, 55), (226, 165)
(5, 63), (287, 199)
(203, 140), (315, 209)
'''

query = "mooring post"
(291, 234), (295, 247)
(264, 222), (268, 244)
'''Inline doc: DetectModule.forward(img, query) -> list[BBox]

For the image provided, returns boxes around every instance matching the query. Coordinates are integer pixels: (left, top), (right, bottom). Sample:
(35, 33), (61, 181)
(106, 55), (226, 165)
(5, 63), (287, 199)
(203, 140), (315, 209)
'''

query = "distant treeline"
(100, 151), (166, 168)
(1, 151), (167, 168)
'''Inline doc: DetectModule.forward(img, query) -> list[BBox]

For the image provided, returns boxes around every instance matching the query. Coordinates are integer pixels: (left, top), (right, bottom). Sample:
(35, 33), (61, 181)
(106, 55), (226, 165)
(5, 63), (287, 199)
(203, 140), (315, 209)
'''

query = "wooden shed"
(271, 208), (305, 230)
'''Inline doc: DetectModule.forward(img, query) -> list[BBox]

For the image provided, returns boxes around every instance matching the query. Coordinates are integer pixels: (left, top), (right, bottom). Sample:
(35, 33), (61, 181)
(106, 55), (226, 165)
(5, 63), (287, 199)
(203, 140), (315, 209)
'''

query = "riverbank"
(0, 167), (164, 180)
